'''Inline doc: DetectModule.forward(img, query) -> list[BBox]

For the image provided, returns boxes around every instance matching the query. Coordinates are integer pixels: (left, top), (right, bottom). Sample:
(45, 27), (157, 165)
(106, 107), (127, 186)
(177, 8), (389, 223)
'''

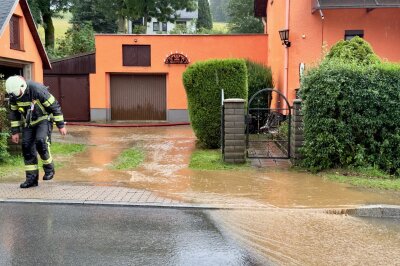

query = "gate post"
(223, 99), (246, 164)
(291, 99), (304, 164)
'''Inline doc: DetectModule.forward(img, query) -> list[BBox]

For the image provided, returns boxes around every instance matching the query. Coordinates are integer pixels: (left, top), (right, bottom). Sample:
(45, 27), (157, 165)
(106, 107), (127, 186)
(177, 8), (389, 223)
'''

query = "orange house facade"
(90, 35), (268, 122)
(0, 0), (50, 82)
(255, 0), (400, 105)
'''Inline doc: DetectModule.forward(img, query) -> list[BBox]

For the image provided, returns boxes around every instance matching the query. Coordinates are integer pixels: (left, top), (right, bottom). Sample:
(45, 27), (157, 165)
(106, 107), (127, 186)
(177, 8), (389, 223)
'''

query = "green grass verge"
(0, 142), (86, 178)
(112, 148), (145, 170)
(322, 167), (400, 191)
(50, 142), (86, 155)
(189, 149), (249, 171)
(213, 22), (229, 33)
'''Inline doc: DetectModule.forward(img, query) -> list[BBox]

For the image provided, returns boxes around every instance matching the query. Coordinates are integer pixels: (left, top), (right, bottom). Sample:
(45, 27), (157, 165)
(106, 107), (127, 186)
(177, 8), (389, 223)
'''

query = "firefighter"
(5, 76), (67, 188)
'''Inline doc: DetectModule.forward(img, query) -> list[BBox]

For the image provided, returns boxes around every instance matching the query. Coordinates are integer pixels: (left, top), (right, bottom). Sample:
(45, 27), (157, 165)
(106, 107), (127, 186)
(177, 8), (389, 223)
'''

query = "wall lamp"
(279, 29), (291, 48)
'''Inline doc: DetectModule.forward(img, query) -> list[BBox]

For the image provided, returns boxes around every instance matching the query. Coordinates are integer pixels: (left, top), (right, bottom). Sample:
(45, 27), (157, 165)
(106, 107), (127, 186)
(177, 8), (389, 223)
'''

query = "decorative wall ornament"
(164, 52), (190, 65)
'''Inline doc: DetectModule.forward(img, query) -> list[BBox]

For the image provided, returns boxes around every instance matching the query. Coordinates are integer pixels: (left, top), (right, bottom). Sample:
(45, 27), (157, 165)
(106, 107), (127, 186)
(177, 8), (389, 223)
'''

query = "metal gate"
(246, 88), (291, 159)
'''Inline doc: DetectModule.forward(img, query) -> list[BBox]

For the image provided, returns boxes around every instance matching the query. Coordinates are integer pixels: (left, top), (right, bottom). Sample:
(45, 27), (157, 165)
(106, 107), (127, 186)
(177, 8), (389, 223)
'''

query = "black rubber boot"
(43, 162), (55, 181)
(43, 171), (55, 181)
(20, 178), (38, 189)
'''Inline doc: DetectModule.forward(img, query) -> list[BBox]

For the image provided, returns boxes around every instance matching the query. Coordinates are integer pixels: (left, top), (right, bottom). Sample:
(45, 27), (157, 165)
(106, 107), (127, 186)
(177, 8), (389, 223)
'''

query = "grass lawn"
(189, 149), (250, 171)
(50, 142), (86, 155)
(37, 12), (72, 44)
(0, 142), (86, 178)
(112, 148), (145, 170)
(321, 167), (400, 191)
(212, 22), (229, 33)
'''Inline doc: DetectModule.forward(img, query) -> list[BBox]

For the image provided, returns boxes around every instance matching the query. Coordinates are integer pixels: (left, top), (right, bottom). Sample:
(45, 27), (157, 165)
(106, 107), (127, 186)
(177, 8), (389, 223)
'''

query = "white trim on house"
(147, 18), (197, 34)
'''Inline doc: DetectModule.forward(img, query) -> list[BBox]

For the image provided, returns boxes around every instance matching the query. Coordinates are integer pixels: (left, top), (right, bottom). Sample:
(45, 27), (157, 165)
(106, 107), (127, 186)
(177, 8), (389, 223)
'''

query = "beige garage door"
(110, 74), (166, 120)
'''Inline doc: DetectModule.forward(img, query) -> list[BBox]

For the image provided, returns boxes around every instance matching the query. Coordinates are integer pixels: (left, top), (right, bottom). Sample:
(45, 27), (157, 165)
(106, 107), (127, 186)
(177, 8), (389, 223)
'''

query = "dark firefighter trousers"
(22, 120), (54, 181)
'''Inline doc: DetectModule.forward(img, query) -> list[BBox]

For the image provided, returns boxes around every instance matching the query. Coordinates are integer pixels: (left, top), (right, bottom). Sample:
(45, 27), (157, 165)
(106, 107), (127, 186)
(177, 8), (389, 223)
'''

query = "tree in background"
(70, 0), (121, 33)
(197, 0), (212, 30)
(209, 0), (228, 22)
(50, 22), (95, 58)
(227, 0), (263, 33)
(27, 0), (70, 49)
(122, 0), (197, 28)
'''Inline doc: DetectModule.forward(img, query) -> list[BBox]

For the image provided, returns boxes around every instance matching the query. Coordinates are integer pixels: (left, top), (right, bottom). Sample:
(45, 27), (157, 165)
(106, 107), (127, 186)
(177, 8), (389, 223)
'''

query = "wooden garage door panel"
(44, 76), (61, 100)
(60, 76), (90, 121)
(44, 75), (90, 122)
(111, 75), (166, 120)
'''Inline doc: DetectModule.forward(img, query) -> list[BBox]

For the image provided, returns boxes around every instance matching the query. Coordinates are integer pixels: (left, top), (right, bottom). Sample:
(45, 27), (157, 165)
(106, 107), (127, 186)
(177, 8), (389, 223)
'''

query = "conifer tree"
(197, 0), (212, 30)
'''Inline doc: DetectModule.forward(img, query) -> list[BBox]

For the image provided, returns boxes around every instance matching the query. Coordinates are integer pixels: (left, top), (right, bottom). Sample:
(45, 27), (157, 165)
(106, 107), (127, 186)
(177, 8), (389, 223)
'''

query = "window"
(10, 15), (21, 50)
(122, 45), (151, 67)
(162, 22), (167, 32)
(176, 21), (186, 26)
(345, 30), (364, 41)
(153, 22), (160, 32)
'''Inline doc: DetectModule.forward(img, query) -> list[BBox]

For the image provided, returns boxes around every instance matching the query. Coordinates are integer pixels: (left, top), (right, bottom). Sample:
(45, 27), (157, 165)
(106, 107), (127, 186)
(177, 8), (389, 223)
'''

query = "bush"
(0, 74), (9, 162)
(183, 59), (248, 148)
(246, 60), (273, 101)
(325, 36), (380, 65)
(300, 61), (400, 175)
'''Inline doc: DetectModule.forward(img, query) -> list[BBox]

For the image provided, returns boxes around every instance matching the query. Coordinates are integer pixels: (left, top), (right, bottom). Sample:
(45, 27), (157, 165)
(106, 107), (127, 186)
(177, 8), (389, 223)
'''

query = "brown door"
(110, 74), (166, 120)
(44, 75), (90, 121)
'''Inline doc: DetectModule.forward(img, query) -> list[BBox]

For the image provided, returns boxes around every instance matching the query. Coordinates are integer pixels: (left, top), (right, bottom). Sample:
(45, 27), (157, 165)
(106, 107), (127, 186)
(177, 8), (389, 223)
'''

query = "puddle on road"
(3, 125), (400, 208)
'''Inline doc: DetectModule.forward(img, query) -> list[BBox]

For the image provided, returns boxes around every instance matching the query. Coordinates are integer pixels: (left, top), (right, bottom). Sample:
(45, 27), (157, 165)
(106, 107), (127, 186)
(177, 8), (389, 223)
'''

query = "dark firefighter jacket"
(9, 81), (64, 134)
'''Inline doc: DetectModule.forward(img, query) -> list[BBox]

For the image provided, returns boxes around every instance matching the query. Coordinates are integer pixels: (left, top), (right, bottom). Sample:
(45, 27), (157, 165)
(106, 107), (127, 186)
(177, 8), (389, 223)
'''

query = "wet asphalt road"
(0, 203), (265, 266)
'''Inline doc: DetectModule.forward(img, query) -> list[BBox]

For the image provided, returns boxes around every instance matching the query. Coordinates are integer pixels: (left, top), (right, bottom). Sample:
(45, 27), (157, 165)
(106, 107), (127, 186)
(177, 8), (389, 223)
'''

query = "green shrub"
(246, 60), (273, 102)
(300, 61), (400, 175)
(0, 132), (9, 163)
(325, 36), (380, 65)
(183, 59), (248, 148)
(0, 74), (9, 162)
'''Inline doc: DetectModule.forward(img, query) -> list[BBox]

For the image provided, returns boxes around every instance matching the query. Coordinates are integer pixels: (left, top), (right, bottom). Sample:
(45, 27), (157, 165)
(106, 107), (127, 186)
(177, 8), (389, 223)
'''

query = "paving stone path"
(0, 183), (187, 207)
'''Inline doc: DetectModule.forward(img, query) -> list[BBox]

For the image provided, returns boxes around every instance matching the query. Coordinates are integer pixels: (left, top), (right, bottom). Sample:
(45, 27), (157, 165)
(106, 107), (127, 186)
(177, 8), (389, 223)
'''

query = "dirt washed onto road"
(209, 209), (400, 265)
(8, 125), (393, 208)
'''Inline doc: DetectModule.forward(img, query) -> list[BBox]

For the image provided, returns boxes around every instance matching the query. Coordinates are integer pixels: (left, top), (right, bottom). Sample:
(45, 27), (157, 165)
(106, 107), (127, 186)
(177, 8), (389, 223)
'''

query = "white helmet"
(5, 75), (27, 98)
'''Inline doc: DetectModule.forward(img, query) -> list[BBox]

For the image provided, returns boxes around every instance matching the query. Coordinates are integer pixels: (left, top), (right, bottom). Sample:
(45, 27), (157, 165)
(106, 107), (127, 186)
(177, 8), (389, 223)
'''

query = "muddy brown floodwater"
(44, 126), (400, 209)
(4, 125), (400, 264)
(209, 210), (400, 265)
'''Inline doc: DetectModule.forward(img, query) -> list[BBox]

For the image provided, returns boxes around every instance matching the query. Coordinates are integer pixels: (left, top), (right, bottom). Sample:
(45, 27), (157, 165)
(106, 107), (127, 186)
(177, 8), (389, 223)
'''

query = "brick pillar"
(223, 99), (246, 164)
(290, 99), (304, 164)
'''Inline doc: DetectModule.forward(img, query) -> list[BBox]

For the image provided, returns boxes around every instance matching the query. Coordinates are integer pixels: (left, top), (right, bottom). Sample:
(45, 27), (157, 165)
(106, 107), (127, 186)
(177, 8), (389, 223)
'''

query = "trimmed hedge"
(301, 61), (400, 175)
(246, 60), (273, 101)
(183, 59), (248, 148)
(0, 76), (9, 162)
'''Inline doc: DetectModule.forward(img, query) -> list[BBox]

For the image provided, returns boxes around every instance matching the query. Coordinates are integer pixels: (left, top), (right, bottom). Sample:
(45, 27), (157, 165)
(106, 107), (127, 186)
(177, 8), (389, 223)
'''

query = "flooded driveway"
(3, 125), (400, 264)
(40, 125), (400, 209)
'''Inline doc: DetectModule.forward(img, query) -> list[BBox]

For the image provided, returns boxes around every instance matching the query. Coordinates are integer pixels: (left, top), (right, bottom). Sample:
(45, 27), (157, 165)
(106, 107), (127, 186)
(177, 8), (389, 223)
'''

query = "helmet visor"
(7, 89), (23, 100)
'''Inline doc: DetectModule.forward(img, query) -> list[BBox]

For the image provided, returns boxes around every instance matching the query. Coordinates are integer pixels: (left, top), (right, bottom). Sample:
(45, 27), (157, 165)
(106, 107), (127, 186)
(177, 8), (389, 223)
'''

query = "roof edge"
(50, 52), (95, 63)
(0, 0), (19, 38)
(19, 0), (51, 69)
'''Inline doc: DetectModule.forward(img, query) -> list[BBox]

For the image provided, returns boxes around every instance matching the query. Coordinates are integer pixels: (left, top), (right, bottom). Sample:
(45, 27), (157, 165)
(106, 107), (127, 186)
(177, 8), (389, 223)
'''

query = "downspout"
(262, 17), (267, 34)
(316, 0), (325, 56)
(284, 0), (290, 109)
